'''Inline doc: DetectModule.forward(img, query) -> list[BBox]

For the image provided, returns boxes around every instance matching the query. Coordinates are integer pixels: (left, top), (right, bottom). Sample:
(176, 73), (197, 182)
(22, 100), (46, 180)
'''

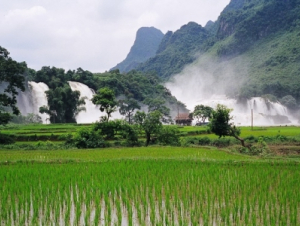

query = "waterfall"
(67, 81), (105, 123)
(28, 81), (49, 123)
(17, 81), (49, 124)
(68, 81), (123, 123)
(165, 90), (297, 126)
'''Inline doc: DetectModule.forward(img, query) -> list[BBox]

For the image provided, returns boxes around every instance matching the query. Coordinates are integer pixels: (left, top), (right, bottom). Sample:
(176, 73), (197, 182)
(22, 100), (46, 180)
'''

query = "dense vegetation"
(28, 67), (187, 124)
(0, 46), (26, 126)
(136, 22), (210, 79)
(116, 0), (300, 107)
(2, 121), (300, 158)
(1, 1), (300, 224)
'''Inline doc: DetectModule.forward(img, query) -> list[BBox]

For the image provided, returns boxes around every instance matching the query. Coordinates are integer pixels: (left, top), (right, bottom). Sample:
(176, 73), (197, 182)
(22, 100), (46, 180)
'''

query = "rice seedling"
(0, 155), (299, 225)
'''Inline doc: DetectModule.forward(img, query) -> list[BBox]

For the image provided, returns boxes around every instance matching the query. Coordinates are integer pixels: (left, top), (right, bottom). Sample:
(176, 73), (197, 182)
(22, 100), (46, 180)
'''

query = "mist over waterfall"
(166, 62), (298, 126)
(68, 81), (104, 123)
(68, 81), (123, 123)
(17, 81), (49, 123)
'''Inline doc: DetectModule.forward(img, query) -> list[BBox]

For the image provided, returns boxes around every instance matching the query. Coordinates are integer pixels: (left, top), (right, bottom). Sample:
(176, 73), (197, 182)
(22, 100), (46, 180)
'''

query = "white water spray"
(28, 81), (49, 123)
(17, 81), (49, 123)
(166, 66), (298, 126)
(68, 81), (123, 123)
(68, 81), (104, 123)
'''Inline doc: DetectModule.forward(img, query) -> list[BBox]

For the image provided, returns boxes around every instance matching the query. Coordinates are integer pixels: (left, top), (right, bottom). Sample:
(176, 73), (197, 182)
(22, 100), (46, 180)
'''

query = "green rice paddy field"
(0, 125), (300, 225)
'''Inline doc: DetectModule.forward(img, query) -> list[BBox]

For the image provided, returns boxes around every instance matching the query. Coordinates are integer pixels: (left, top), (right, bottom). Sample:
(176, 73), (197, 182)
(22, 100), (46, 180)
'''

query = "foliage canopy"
(0, 46), (26, 126)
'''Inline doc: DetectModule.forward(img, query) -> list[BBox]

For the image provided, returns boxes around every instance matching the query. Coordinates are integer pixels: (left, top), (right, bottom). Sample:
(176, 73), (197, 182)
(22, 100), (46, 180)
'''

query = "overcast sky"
(0, 0), (230, 73)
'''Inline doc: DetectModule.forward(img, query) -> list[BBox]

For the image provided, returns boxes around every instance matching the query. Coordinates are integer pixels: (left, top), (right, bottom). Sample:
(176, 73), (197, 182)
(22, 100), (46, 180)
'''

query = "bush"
(210, 138), (232, 147)
(157, 126), (180, 146)
(73, 128), (107, 149)
(181, 136), (233, 147)
(0, 133), (15, 144)
(181, 137), (212, 146)
(197, 137), (211, 145)
(181, 137), (200, 146)
(120, 124), (140, 147)
(244, 135), (258, 143)
(240, 137), (271, 156)
(93, 120), (124, 140)
(35, 141), (57, 150)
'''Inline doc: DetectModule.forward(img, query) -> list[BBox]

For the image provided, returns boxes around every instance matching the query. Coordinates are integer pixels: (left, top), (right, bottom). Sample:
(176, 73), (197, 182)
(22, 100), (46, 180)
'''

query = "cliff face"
(110, 27), (164, 73)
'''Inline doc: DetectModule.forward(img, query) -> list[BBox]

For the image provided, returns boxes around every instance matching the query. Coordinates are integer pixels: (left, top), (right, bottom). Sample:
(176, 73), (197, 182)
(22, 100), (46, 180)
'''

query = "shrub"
(73, 128), (107, 148)
(240, 137), (271, 156)
(93, 120), (123, 140)
(157, 126), (180, 146)
(120, 124), (139, 147)
(197, 137), (211, 145)
(0, 133), (15, 144)
(244, 135), (258, 143)
(181, 137), (212, 146)
(210, 138), (232, 147)
(181, 137), (200, 146)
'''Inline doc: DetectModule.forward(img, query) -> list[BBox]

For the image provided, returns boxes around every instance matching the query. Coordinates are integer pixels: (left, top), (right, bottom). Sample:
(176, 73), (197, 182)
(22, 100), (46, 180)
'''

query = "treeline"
(28, 66), (186, 124)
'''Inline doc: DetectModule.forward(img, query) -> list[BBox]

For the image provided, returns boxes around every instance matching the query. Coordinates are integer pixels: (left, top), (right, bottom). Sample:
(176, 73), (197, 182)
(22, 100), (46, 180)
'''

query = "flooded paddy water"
(0, 160), (299, 225)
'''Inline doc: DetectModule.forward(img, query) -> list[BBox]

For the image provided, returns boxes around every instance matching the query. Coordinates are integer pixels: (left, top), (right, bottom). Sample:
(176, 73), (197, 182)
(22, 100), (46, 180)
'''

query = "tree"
(280, 95), (298, 109)
(0, 46), (26, 126)
(133, 110), (162, 146)
(193, 105), (213, 125)
(209, 104), (250, 149)
(92, 87), (117, 122)
(119, 97), (140, 124)
(39, 85), (86, 123)
(34, 66), (67, 89)
(144, 97), (172, 123)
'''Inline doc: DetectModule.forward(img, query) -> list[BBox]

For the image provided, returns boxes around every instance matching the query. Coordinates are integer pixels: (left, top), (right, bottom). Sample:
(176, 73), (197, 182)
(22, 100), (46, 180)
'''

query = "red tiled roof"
(175, 113), (191, 120)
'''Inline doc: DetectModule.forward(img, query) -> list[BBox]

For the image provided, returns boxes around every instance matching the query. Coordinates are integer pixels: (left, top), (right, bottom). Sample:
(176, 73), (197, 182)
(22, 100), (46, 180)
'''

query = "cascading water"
(196, 95), (296, 126)
(68, 81), (123, 123)
(166, 85), (298, 126)
(17, 81), (49, 123)
(28, 81), (49, 123)
(68, 81), (104, 123)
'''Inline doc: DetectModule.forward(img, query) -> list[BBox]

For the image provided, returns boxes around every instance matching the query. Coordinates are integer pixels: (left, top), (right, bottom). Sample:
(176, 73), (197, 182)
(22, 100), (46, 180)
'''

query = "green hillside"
(136, 22), (210, 79)
(110, 27), (164, 73)
(125, 0), (300, 105)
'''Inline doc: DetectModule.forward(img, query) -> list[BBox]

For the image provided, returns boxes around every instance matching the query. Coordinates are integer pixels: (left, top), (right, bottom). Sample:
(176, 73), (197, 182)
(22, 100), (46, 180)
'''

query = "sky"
(0, 0), (230, 73)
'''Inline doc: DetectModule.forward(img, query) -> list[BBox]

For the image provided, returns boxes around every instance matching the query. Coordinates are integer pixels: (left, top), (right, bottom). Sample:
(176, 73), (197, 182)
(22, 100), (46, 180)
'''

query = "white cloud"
(0, 0), (230, 72)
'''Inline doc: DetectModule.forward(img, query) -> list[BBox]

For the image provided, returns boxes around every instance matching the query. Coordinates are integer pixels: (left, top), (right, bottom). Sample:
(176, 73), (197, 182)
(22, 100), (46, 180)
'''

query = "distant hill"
(136, 22), (210, 79)
(120, 0), (300, 105)
(110, 27), (164, 73)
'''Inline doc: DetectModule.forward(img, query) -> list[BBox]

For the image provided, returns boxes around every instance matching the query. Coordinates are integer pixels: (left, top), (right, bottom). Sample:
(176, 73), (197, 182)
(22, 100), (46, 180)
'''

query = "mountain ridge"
(113, 0), (300, 106)
(110, 27), (164, 73)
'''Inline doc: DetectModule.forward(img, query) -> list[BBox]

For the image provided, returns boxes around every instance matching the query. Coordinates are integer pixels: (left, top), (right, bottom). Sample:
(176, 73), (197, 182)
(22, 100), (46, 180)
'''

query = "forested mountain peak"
(136, 21), (210, 79)
(111, 0), (300, 107)
(110, 27), (164, 73)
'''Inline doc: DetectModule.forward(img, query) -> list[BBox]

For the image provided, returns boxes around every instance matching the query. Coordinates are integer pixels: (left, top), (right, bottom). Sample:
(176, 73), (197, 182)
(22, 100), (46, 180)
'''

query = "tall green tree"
(0, 46), (26, 125)
(92, 87), (117, 122)
(193, 105), (213, 125)
(34, 66), (68, 89)
(209, 104), (250, 149)
(144, 97), (172, 123)
(39, 85), (86, 123)
(133, 110), (163, 146)
(119, 97), (140, 124)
